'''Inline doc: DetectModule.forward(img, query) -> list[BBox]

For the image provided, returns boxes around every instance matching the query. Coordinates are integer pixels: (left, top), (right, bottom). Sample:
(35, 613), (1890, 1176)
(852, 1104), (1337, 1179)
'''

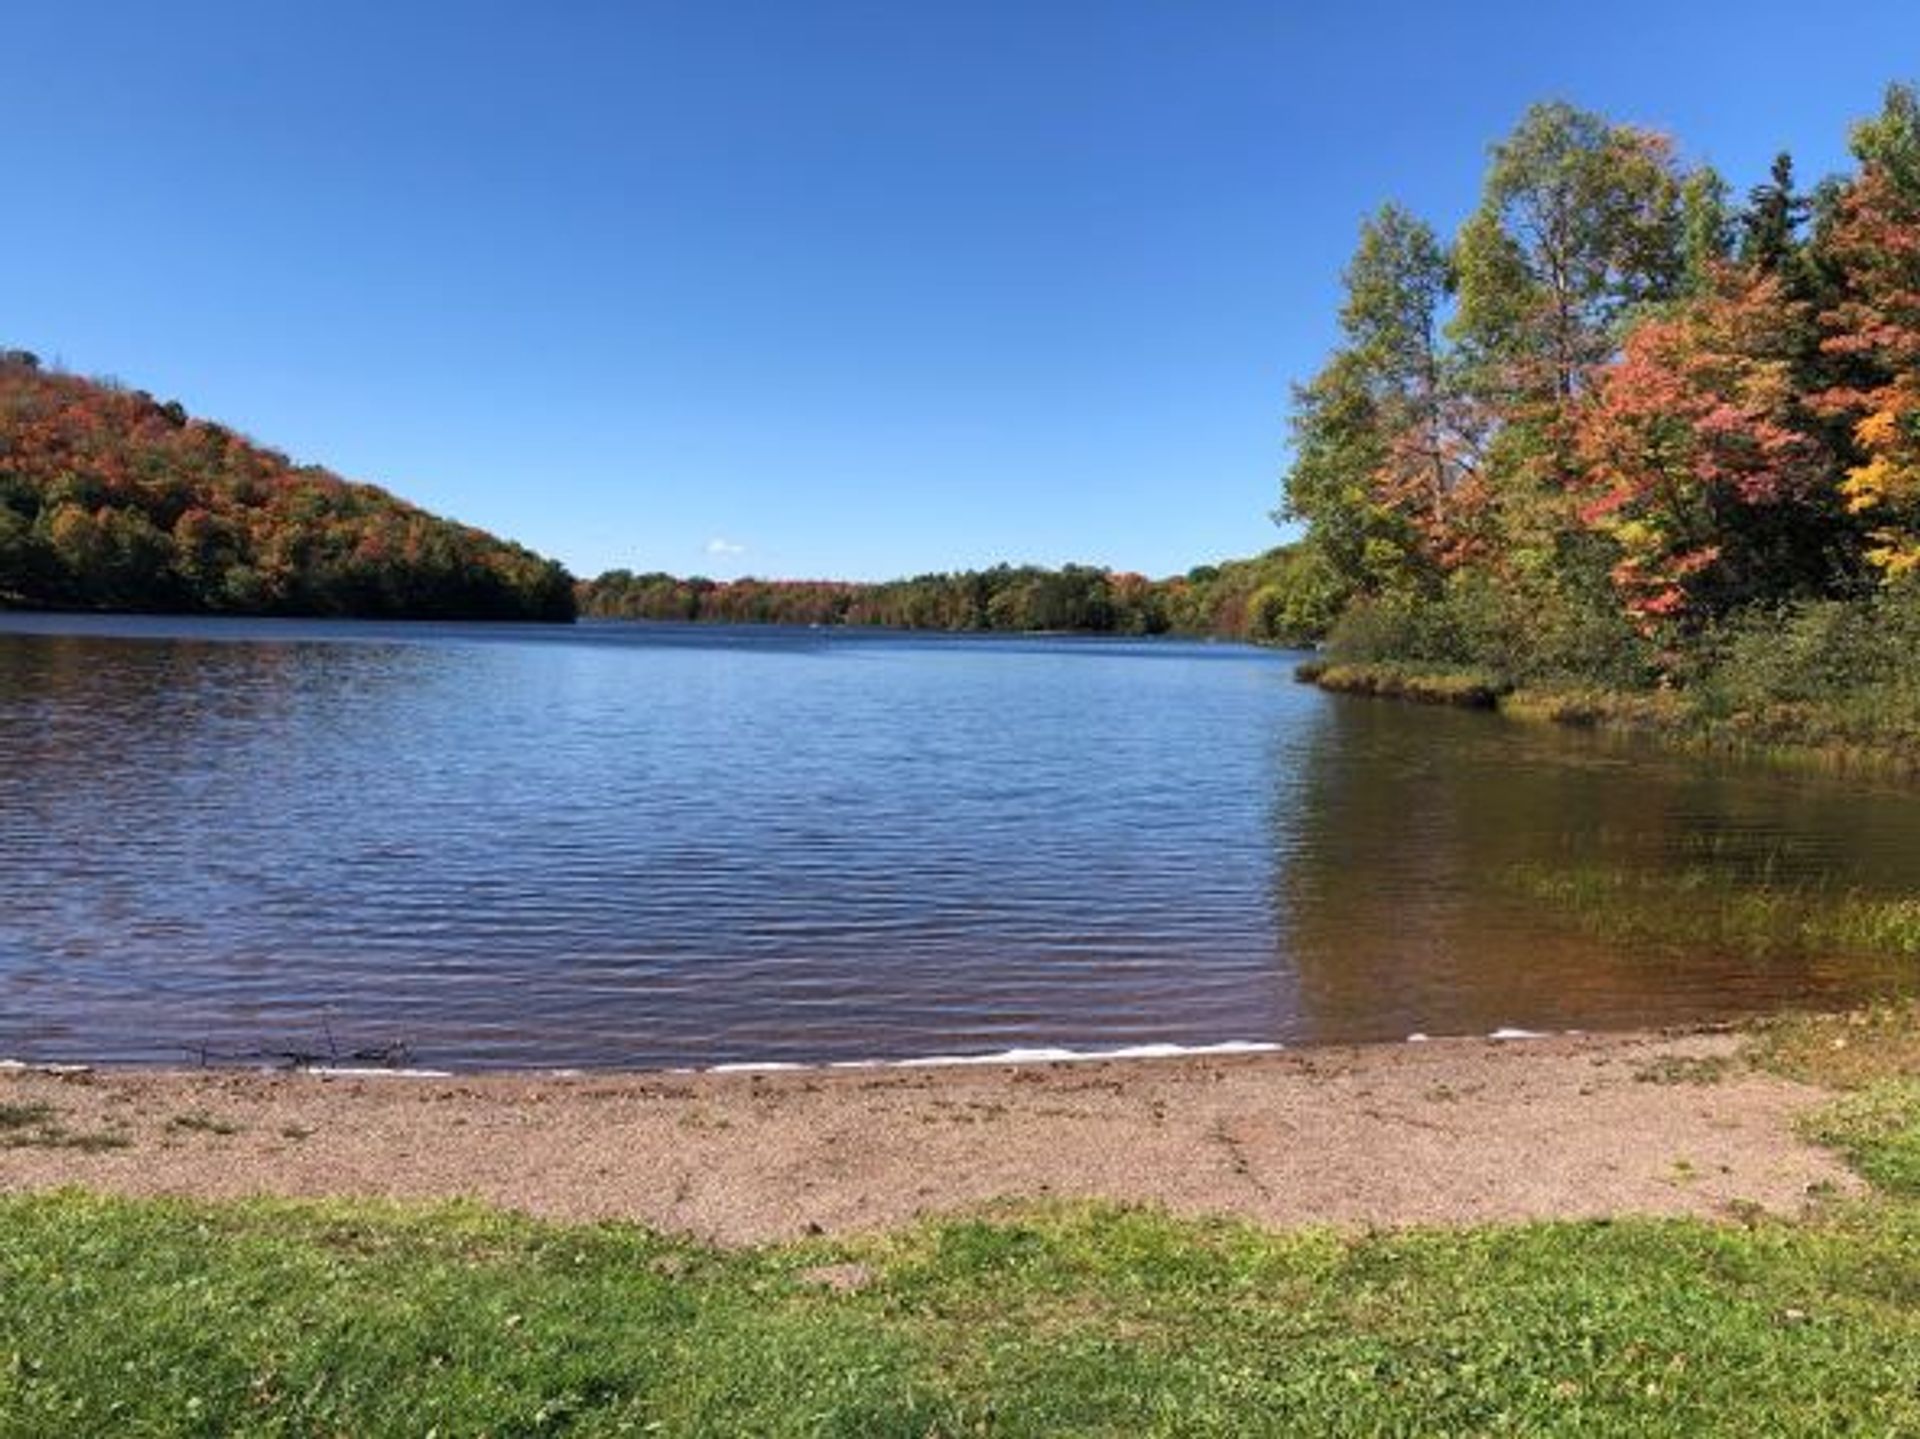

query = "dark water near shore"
(2, 614), (1916, 1069)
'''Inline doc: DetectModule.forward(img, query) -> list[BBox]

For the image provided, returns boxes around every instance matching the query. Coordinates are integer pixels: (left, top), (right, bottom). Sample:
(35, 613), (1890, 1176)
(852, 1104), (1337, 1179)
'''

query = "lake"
(2, 614), (1915, 1070)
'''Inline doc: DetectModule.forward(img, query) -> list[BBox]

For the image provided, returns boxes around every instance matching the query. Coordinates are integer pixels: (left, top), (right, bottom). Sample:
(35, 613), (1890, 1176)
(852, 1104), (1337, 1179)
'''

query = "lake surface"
(2, 614), (1916, 1070)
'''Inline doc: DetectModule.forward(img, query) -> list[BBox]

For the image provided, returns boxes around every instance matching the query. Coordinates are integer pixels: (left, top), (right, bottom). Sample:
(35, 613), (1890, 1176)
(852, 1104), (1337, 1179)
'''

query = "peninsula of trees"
(0, 355), (575, 621)
(1280, 84), (1920, 754)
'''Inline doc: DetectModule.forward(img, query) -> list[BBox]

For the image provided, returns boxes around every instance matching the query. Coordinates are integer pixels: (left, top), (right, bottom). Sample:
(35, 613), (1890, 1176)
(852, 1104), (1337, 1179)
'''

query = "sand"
(0, 1028), (1857, 1244)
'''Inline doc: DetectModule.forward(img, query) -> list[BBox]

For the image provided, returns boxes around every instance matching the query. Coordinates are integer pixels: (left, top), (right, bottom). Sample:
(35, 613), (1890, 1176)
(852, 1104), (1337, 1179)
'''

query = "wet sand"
(0, 1028), (1856, 1244)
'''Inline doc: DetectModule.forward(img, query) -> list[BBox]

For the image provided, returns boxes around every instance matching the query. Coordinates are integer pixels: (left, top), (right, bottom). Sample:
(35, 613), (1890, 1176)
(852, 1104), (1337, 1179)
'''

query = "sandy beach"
(0, 1027), (1856, 1244)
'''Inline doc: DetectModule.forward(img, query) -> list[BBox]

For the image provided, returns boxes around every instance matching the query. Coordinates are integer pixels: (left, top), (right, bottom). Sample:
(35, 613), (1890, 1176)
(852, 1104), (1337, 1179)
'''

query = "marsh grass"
(1294, 660), (1506, 709)
(1505, 861), (1920, 961)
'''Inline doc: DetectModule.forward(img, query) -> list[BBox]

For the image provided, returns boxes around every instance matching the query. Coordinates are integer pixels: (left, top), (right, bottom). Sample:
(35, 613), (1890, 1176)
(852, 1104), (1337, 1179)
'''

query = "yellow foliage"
(1866, 536), (1920, 575)
(1611, 518), (1657, 550)
(1844, 455), (1896, 513)
(1844, 403), (1920, 574)
(1856, 408), (1900, 451)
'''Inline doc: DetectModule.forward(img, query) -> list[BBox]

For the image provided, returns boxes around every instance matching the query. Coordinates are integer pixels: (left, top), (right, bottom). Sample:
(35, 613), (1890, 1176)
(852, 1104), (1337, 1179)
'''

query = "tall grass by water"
(1506, 861), (1920, 960)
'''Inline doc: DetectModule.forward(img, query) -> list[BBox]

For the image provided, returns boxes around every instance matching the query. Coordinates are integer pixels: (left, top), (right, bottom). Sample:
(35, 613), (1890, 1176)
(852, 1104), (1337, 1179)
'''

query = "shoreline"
(0, 1025), (1858, 1244)
(1, 1030), (1593, 1082)
(1296, 658), (1920, 778)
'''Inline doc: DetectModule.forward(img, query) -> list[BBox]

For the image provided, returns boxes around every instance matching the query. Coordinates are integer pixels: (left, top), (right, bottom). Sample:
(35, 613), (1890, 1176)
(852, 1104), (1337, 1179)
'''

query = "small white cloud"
(705, 537), (747, 557)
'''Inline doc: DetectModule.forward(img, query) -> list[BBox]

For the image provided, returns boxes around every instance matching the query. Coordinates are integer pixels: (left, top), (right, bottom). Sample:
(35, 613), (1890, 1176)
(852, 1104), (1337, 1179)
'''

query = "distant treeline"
(579, 548), (1337, 643)
(0, 355), (575, 621)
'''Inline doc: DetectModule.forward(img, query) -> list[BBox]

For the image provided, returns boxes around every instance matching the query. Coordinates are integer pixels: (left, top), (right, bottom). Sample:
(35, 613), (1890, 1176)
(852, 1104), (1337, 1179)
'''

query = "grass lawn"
(4, 1013), (1920, 1437)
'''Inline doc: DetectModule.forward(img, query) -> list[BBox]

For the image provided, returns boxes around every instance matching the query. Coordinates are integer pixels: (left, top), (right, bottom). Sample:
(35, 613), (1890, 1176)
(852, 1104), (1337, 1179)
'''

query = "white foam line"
(707, 1061), (809, 1074)
(302, 1066), (454, 1078)
(770, 1039), (1282, 1073)
(6, 1045), (1287, 1080)
(1406, 1027), (1590, 1045)
(0, 1059), (92, 1075)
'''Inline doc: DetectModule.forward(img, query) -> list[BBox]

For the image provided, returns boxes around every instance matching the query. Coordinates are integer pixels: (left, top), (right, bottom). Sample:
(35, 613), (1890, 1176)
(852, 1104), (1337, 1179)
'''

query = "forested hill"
(0, 354), (575, 621)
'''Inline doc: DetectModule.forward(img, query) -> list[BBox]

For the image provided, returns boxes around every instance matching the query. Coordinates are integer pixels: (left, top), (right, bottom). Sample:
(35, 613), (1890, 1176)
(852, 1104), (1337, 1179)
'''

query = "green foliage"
(0, 357), (575, 620)
(1325, 567), (1653, 688)
(1455, 100), (1689, 403)
(1690, 585), (1920, 750)
(1681, 165), (1735, 292)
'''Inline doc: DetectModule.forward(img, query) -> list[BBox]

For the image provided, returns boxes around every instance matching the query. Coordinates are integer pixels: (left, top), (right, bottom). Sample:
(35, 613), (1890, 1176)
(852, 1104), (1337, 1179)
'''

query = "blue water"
(1, 614), (1914, 1068)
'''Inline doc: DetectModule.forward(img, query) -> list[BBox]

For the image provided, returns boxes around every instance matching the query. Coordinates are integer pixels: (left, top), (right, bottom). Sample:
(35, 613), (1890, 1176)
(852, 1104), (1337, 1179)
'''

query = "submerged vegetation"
(1284, 84), (1920, 762)
(0, 355), (575, 620)
(1506, 861), (1920, 960)
(579, 545), (1336, 642)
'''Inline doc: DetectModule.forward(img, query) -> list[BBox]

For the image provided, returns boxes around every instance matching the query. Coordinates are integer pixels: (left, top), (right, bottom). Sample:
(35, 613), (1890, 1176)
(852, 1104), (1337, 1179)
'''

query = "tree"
(1740, 153), (1813, 280)
(1341, 205), (1485, 560)
(1817, 85), (1920, 578)
(1682, 166), (1736, 294)
(1282, 205), (1482, 599)
(1445, 103), (1697, 618)
(1575, 271), (1832, 628)
(1453, 102), (1690, 410)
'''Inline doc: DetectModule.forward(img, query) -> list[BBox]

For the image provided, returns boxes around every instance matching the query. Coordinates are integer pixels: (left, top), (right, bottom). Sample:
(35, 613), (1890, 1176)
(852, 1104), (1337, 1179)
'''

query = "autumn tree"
(1817, 84), (1920, 579)
(1575, 269), (1835, 629)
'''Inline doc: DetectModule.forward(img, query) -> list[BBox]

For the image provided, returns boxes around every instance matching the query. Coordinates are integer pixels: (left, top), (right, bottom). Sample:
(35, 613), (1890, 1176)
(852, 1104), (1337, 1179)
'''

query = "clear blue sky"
(5, 2), (1912, 581)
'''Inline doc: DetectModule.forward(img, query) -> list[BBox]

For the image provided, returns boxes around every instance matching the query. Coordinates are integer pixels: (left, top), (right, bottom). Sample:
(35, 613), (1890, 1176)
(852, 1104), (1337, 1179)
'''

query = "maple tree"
(1817, 87), (1920, 577)
(1574, 270), (1832, 626)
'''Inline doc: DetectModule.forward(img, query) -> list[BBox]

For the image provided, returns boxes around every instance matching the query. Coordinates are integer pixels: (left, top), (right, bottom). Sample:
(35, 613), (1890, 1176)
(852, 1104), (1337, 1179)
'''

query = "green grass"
(1299, 659), (1920, 777)
(1306, 588), (1920, 774)
(1805, 1083), (1920, 1198)
(3, 1189), (1920, 1436)
(1748, 1000), (1920, 1090)
(1746, 1001), (1920, 1203)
